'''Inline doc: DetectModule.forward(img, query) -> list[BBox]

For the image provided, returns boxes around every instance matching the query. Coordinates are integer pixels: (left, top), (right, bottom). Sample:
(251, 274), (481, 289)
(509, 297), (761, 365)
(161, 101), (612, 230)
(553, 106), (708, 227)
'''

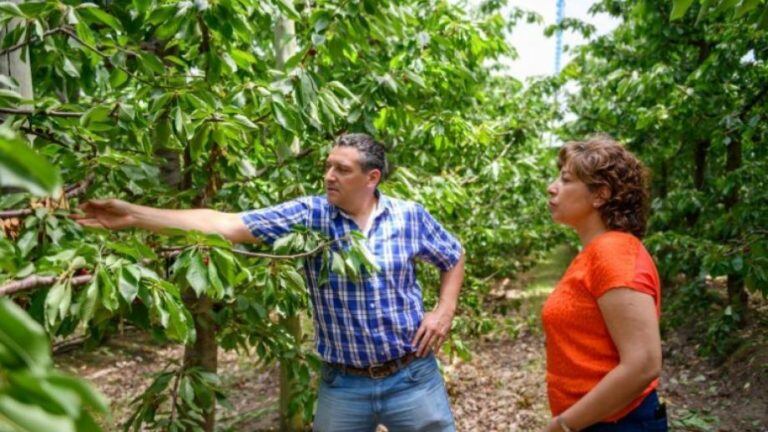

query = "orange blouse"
(541, 231), (661, 422)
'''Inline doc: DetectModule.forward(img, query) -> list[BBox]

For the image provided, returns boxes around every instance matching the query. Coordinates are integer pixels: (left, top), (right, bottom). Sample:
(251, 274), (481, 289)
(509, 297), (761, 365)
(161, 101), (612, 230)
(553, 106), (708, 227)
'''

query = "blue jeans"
(583, 391), (668, 432)
(313, 354), (456, 432)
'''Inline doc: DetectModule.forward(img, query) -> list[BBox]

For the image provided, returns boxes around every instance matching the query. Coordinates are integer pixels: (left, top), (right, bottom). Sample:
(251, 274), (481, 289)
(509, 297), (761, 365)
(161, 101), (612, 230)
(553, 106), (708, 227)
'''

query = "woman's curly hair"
(557, 136), (650, 238)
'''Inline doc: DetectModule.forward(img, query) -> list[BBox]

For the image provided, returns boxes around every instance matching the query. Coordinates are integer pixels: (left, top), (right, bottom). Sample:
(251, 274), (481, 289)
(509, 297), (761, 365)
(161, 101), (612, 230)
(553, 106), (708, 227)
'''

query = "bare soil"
(55, 252), (767, 431)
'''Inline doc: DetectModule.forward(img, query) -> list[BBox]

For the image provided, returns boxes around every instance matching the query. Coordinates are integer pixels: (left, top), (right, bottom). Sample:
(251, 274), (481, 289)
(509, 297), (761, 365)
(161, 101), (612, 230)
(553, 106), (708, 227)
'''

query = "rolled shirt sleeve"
(239, 197), (311, 244)
(415, 204), (463, 271)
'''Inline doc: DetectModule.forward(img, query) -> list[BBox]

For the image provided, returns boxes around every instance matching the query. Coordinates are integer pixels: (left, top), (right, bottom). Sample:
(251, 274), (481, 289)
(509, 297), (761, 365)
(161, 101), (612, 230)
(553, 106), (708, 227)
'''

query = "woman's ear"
(593, 185), (611, 208)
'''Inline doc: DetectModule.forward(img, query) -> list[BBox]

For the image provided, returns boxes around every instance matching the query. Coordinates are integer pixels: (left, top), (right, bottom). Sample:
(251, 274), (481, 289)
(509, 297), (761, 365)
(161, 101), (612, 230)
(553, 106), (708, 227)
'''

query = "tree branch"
(0, 274), (92, 297)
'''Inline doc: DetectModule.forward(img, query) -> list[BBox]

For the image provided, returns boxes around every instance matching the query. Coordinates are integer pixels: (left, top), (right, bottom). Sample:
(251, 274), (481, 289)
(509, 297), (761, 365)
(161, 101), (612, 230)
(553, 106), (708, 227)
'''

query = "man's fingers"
(418, 331), (436, 357)
(412, 324), (426, 347)
(75, 218), (105, 228)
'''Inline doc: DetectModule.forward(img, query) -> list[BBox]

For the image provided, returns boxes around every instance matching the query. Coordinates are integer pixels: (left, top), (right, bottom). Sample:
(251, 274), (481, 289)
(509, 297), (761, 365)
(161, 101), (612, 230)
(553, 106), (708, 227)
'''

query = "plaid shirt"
(240, 192), (463, 367)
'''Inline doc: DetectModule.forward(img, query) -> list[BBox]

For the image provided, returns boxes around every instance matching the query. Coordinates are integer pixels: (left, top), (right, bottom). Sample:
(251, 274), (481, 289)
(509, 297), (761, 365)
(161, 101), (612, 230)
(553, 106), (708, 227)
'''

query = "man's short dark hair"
(334, 133), (390, 182)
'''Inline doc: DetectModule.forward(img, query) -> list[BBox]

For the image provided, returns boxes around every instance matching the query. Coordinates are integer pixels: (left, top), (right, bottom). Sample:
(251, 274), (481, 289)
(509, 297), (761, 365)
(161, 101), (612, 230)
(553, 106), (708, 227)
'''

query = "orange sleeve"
(587, 233), (657, 300)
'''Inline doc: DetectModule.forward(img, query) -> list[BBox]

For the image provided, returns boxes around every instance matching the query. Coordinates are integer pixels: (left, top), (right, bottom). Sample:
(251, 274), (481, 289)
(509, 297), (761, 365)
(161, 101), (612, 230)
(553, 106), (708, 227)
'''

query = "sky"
(501, 0), (620, 80)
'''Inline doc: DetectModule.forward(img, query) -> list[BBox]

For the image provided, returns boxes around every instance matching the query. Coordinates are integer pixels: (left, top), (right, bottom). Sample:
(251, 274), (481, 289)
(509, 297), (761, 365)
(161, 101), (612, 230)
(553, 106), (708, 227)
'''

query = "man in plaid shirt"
(77, 133), (465, 431)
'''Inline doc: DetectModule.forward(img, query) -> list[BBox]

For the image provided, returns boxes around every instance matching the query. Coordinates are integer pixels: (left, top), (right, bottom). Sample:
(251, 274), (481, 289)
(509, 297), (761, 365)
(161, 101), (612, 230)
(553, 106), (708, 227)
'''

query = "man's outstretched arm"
(72, 198), (257, 244)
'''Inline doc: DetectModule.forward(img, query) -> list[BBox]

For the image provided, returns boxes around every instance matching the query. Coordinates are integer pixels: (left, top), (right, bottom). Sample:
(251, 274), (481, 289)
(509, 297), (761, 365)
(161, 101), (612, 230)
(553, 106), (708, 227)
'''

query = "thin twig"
(247, 148), (315, 180)
(0, 209), (33, 218)
(20, 126), (65, 147)
(0, 107), (82, 117)
(0, 27), (66, 56)
(64, 174), (95, 198)
(169, 368), (183, 425)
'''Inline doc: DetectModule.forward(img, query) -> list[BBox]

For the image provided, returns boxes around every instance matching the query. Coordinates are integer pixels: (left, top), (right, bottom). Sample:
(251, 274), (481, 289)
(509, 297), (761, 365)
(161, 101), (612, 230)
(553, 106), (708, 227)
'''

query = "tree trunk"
(274, 14), (305, 432)
(685, 138), (709, 228)
(725, 137), (747, 324)
(182, 294), (218, 432)
(180, 144), (220, 431)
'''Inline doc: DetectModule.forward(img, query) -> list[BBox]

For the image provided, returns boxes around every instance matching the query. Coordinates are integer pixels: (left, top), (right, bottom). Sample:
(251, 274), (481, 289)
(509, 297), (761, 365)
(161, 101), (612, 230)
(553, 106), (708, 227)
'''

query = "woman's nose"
(547, 181), (557, 197)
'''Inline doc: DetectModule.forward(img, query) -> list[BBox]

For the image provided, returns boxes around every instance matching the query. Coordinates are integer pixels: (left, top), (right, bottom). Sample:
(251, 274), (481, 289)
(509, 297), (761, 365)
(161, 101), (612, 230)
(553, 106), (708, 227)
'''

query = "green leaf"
(62, 57), (80, 78)
(44, 281), (67, 327)
(152, 289), (169, 328)
(78, 278), (99, 323)
(190, 123), (211, 161)
(186, 253), (209, 297)
(118, 265), (141, 303)
(109, 68), (129, 88)
(48, 373), (109, 413)
(77, 5), (123, 31)
(232, 114), (258, 130)
(207, 259), (224, 299)
(283, 267), (305, 291)
(735, 0), (760, 17)
(330, 251), (346, 276)
(273, 0), (300, 20)
(0, 298), (51, 371)
(671, 0), (695, 20)
(0, 2), (26, 17)
(98, 268), (119, 311)
(0, 395), (75, 432)
(0, 128), (62, 197)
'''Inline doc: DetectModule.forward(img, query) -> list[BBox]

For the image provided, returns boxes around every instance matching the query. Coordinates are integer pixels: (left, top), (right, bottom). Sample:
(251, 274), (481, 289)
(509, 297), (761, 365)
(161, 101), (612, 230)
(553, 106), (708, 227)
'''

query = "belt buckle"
(367, 363), (389, 379)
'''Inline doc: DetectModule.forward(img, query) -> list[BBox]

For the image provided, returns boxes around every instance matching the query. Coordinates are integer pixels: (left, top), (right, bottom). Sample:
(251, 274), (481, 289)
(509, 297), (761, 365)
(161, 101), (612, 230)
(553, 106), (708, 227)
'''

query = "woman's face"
(547, 163), (600, 228)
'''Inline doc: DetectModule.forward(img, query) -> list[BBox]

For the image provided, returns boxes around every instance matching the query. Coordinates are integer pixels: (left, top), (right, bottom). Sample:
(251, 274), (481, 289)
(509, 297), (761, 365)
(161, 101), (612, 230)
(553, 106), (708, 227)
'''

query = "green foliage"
(0, 298), (107, 432)
(559, 0), (768, 357)
(125, 364), (228, 432)
(0, 0), (559, 427)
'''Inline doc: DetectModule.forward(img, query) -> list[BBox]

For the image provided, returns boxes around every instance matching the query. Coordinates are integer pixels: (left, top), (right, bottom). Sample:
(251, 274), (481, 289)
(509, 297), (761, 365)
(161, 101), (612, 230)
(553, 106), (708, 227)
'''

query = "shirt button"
(369, 303), (375, 308)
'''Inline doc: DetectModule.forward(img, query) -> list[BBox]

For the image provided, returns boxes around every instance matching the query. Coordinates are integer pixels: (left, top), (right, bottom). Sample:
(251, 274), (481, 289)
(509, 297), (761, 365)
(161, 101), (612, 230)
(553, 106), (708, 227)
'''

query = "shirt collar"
(330, 189), (391, 221)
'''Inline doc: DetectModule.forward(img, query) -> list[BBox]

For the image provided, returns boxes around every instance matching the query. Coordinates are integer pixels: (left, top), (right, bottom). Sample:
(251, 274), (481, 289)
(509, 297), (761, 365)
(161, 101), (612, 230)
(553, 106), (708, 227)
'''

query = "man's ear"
(367, 169), (382, 187)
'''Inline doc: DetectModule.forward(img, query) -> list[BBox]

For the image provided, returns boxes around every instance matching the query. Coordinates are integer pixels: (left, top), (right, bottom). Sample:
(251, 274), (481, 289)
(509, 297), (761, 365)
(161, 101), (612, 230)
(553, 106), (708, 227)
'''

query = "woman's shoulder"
(586, 231), (642, 257)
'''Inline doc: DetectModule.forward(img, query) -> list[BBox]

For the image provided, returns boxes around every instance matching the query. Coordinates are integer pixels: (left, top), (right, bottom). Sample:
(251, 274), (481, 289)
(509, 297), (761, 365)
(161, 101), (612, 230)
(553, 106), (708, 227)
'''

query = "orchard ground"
(56, 247), (768, 431)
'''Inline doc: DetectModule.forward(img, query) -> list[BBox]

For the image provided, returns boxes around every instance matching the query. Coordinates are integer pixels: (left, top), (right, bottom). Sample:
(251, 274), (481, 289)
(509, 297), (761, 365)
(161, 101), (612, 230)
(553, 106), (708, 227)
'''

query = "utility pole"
(554, 0), (565, 74)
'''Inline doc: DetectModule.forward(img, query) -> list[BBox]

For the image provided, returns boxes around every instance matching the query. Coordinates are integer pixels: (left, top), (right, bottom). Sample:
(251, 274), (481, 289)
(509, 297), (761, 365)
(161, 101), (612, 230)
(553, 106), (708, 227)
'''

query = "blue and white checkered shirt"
(240, 192), (463, 367)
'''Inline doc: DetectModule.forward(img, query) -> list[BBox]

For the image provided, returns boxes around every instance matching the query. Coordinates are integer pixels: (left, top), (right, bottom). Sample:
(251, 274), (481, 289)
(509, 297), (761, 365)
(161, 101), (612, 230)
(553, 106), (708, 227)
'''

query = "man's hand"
(71, 199), (136, 230)
(411, 306), (455, 357)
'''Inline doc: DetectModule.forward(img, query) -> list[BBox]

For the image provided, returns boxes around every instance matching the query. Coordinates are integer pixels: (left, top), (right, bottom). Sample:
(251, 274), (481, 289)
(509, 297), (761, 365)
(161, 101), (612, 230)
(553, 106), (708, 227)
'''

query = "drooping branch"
(0, 274), (92, 297)
(160, 234), (348, 261)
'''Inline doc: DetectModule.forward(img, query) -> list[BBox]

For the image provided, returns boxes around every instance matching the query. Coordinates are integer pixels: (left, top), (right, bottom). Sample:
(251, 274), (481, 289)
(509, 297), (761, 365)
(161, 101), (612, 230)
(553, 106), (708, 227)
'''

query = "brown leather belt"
(326, 352), (418, 379)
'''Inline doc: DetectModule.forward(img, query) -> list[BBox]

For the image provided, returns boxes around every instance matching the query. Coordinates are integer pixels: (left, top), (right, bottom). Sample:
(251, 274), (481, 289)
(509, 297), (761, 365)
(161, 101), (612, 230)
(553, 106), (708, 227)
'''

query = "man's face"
(324, 146), (379, 208)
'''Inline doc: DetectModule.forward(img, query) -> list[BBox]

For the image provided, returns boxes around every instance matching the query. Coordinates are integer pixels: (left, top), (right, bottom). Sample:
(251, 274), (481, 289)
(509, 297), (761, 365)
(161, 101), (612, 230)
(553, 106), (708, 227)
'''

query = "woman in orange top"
(541, 137), (668, 432)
